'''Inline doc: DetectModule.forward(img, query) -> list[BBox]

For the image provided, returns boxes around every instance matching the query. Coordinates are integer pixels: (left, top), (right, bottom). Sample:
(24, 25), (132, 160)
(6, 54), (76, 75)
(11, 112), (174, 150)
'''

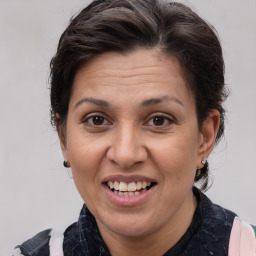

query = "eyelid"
(82, 112), (112, 125)
(144, 113), (175, 126)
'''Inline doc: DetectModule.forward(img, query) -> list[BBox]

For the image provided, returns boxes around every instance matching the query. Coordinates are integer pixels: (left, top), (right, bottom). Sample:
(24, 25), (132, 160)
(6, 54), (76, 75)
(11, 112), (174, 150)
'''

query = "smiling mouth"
(105, 181), (157, 196)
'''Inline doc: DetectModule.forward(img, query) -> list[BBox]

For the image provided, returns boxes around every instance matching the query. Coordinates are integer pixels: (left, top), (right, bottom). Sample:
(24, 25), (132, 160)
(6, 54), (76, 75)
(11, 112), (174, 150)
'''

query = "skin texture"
(59, 49), (220, 256)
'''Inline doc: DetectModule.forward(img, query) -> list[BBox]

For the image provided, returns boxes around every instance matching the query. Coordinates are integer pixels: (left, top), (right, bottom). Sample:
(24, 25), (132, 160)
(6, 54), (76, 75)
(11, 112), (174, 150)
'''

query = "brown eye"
(85, 115), (109, 126)
(153, 116), (165, 126)
(146, 115), (174, 127)
(92, 116), (104, 125)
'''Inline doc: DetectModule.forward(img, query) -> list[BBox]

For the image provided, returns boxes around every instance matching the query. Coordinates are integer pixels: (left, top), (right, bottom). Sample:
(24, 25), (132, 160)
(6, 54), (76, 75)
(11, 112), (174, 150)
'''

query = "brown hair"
(50, 0), (228, 190)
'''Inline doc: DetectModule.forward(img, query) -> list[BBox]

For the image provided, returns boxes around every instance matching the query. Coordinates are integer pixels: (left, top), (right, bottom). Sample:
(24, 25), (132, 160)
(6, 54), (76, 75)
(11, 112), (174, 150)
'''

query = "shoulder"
(13, 229), (51, 256)
(13, 228), (65, 256)
(193, 188), (256, 256)
(198, 190), (256, 237)
(190, 188), (237, 255)
(229, 217), (256, 255)
(194, 187), (237, 226)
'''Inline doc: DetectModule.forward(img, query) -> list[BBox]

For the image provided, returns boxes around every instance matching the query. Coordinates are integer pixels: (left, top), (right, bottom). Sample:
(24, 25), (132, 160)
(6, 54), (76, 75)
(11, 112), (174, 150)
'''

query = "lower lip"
(103, 184), (156, 207)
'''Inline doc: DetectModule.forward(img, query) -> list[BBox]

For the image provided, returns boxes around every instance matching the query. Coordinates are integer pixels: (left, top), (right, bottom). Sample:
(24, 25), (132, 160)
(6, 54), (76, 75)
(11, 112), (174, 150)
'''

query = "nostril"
(106, 144), (148, 168)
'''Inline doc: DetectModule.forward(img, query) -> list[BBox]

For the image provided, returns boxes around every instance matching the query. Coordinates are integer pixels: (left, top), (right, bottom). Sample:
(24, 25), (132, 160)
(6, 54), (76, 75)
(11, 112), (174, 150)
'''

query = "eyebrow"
(141, 96), (184, 107)
(74, 95), (184, 109)
(74, 97), (110, 109)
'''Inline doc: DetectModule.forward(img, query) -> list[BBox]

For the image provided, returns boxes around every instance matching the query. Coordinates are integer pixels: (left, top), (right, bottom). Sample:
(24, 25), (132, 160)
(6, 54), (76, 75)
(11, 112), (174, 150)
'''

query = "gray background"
(0, 0), (255, 255)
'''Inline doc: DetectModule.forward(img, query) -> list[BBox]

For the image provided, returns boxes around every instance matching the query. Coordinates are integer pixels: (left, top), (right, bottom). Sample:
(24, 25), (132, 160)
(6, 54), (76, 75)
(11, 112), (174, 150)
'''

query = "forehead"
(75, 49), (185, 83)
(71, 49), (193, 108)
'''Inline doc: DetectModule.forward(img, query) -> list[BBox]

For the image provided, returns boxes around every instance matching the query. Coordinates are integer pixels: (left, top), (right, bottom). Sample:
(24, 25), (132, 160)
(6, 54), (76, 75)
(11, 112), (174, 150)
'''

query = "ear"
(197, 109), (220, 169)
(55, 114), (69, 161)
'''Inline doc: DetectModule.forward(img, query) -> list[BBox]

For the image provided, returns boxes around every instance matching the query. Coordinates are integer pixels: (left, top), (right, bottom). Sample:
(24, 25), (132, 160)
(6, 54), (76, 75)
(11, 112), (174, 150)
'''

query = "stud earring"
(63, 160), (70, 168)
(63, 160), (72, 178)
(201, 158), (208, 166)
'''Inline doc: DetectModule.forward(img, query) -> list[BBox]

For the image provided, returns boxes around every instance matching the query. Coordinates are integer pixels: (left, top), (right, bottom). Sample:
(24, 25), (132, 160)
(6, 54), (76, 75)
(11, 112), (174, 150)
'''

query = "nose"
(106, 124), (148, 168)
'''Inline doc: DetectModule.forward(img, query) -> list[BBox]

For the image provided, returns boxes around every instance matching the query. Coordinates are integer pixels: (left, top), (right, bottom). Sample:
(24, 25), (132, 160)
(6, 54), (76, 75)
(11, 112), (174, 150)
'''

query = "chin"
(97, 212), (156, 238)
(111, 223), (154, 238)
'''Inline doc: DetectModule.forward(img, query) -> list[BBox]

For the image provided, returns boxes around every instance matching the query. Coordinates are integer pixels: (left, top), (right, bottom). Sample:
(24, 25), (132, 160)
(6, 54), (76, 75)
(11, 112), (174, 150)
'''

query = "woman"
(13, 0), (256, 255)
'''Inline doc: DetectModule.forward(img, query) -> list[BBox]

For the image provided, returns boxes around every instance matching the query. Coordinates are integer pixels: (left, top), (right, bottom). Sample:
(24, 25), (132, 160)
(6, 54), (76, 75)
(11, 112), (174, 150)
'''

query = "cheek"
(65, 132), (107, 197)
(68, 145), (103, 213)
(66, 126), (107, 168)
(68, 142), (104, 179)
(149, 131), (199, 179)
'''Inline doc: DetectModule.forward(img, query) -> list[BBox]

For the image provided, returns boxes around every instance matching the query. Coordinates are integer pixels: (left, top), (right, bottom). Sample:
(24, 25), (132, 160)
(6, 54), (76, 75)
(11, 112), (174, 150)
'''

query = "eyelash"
(82, 113), (174, 128)
(145, 114), (174, 127)
(83, 114), (111, 126)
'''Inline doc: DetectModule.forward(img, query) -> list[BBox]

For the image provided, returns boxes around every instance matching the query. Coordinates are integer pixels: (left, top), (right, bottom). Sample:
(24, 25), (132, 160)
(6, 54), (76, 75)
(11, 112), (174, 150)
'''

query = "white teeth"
(114, 181), (119, 190)
(119, 182), (128, 192)
(127, 182), (136, 191)
(107, 180), (153, 195)
(107, 181), (114, 189)
(136, 181), (142, 190)
(142, 181), (147, 189)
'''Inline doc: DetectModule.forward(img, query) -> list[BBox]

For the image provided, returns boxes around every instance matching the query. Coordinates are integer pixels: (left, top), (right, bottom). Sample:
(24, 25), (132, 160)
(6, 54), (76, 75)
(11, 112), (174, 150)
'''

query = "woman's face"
(61, 49), (206, 239)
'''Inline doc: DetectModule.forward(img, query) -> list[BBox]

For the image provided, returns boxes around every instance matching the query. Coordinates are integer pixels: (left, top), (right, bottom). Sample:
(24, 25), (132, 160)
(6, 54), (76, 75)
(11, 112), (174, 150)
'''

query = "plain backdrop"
(0, 0), (255, 255)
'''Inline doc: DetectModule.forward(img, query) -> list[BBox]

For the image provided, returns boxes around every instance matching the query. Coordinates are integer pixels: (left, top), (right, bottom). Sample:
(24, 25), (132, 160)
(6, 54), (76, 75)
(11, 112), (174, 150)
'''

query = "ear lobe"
(198, 110), (220, 167)
(59, 131), (67, 152)
(55, 114), (68, 159)
(58, 130), (69, 161)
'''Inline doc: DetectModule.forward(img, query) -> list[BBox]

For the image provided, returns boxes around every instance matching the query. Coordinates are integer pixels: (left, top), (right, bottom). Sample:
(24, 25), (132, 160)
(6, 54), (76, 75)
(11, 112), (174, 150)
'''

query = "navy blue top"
(15, 188), (239, 256)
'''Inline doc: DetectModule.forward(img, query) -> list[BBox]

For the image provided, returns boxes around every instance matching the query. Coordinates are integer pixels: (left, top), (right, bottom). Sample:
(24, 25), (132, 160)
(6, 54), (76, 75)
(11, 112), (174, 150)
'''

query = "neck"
(97, 191), (197, 256)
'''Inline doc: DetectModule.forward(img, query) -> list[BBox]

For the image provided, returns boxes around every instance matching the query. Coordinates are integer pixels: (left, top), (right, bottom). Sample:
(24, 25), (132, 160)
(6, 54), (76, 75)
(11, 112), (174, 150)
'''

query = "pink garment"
(229, 217), (256, 256)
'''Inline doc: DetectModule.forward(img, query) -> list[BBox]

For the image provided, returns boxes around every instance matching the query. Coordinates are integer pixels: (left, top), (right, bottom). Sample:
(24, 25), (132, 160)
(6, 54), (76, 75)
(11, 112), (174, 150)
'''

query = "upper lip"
(102, 174), (156, 183)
